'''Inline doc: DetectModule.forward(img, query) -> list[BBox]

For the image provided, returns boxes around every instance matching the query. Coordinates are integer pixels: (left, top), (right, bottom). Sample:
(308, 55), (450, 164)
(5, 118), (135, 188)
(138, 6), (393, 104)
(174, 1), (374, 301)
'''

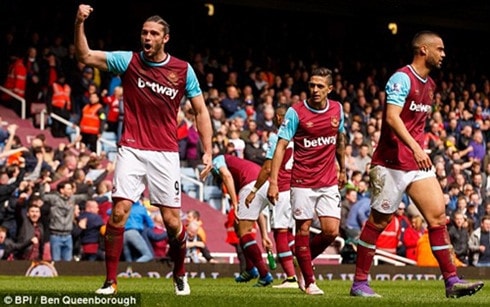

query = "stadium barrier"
(0, 85), (26, 119)
(3, 261), (487, 281)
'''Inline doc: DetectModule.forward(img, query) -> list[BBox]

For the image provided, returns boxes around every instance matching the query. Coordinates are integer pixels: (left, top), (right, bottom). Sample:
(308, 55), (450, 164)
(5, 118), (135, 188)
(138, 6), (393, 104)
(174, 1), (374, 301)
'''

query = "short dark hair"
(311, 67), (333, 85)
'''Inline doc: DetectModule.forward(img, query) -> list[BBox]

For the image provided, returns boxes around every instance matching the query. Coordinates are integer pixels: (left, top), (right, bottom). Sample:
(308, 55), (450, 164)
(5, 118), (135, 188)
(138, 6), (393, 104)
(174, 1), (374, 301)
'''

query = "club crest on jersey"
(428, 89), (434, 100)
(331, 116), (339, 127)
(168, 71), (179, 86)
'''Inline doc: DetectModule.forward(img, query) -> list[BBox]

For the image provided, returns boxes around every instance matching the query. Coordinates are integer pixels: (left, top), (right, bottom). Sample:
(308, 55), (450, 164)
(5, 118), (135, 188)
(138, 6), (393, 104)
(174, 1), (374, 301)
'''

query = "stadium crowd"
(1, 5), (490, 269)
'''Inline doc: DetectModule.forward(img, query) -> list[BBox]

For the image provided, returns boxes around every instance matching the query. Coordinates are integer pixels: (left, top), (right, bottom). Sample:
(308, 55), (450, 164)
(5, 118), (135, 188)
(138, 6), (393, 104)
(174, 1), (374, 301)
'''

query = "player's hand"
(76, 4), (93, 24)
(199, 152), (212, 181)
(262, 237), (273, 250)
(245, 192), (255, 208)
(413, 146), (432, 171)
(233, 205), (239, 224)
(267, 184), (279, 205)
(338, 170), (347, 190)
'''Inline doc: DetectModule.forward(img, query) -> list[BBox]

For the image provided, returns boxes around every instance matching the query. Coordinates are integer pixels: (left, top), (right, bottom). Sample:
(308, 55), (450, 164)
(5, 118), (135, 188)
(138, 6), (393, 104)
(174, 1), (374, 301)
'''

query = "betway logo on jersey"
(138, 78), (179, 99)
(409, 101), (431, 113)
(303, 136), (336, 147)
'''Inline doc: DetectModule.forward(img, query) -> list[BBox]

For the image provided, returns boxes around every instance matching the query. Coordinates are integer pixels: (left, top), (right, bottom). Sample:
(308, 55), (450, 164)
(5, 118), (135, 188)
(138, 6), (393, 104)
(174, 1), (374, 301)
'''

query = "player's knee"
(321, 230), (339, 241)
(111, 207), (130, 225)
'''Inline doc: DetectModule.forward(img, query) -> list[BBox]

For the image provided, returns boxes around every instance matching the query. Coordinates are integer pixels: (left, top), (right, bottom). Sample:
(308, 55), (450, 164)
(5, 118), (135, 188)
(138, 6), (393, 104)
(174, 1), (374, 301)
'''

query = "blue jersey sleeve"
(277, 108), (299, 141)
(106, 51), (133, 74)
(186, 63), (202, 98)
(212, 155), (226, 173)
(266, 133), (278, 159)
(385, 71), (410, 107)
(338, 105), (346, 134)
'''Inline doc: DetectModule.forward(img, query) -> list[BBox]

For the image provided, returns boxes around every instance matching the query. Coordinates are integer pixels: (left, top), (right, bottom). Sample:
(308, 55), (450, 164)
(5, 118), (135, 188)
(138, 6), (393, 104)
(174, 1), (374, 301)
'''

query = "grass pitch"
(0, 276), (487, 306)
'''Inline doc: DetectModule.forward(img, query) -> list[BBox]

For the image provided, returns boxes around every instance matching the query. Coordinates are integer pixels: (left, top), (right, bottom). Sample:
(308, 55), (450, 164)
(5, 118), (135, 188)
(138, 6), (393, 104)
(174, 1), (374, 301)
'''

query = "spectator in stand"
(456, 125), (473, 160)
(376, 213), (401, 255)
(344, 144), (357, 178)
(210, 106), (227, 135)
(466, 195), (481, 229)
(243, 131), (266, 165)
(78, 199), (104, 260)
(340, 188), (358, 240)
(143, 211), (168, 260)
(69, 64), (90, 117)
(23, 193), (51, 261)
(467, 129), (486, 163)
(1, 164), (27, 239)
(220, 85), (242, 118)
(227, 129), (246, 159)
(71, 204), (83, 260)
(394, 202), (412, 257)
(46, 73), (71, 139)
(468, 215), (490, 266)
(185, 210), (207, 244)
(448, 211), (470, 265)
(121, 198), (154, 262)
(350, 131), (366, 157)
(101, 85), (123, 142)
(40, 179), (89, 261)
(181, 106), (202, 168)
(345, 193), (371, 242)
(1, 52), (26, 103)
(402, 214), (426, 261)
(256, 104), (276, 134)
(9, 203), (44, 260)
(0, 226), (15, 260)
(24, 46), (42, 118)
(353, 143), (371, 176)
(186, 220), (217, 263)
(77, 91), (106, 152)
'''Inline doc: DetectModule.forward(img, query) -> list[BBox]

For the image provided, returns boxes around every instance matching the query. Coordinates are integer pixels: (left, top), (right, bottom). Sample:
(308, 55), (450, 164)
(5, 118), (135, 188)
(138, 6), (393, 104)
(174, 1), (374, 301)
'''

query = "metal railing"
(96, 137), (117, 157)
(0, 85), (26, 119)
(373, 249), (417, 266)
(181, 173), (204, 202)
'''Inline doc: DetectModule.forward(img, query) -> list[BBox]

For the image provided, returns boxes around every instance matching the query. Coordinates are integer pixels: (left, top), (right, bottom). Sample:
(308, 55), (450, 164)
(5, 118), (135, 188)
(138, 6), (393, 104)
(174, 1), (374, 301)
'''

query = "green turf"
(0, 276), (487, 306)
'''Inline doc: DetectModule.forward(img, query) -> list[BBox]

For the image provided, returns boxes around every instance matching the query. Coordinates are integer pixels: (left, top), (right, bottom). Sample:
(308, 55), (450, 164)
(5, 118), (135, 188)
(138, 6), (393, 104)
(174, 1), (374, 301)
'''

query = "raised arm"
(74, 4), (108, 71)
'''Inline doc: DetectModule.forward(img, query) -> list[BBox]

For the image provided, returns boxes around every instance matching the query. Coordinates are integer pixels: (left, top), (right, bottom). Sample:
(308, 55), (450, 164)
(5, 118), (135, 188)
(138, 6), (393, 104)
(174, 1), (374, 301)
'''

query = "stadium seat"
(203, 185), (223, 211)
(181, 167), (199, 199)
(100, 131), (118, 161)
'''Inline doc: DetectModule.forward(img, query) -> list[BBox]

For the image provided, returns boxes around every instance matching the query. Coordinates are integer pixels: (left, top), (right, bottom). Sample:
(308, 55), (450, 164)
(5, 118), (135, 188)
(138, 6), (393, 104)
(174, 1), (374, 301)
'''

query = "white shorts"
(290, 186), (341, 220)
(112, 146), (181, 207)
(270, 190), (294, 229)
(237, 181), (271, 220)
(370, 165), (435, 214)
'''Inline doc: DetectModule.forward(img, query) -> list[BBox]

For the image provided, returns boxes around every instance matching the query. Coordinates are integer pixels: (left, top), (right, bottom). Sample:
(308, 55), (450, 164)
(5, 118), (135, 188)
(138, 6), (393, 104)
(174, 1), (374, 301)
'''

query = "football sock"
(354, 221), (382, 281)
(104, 223), (124, 283)
(295, 234), (315, 286)
(240, 232), (269, 276)
(274, 230), (296, 277)
(428, 225), (457, 280)
(310, 232), (337, 260)
(287, 230), (295, 252)
(169, 224), (187, 277)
